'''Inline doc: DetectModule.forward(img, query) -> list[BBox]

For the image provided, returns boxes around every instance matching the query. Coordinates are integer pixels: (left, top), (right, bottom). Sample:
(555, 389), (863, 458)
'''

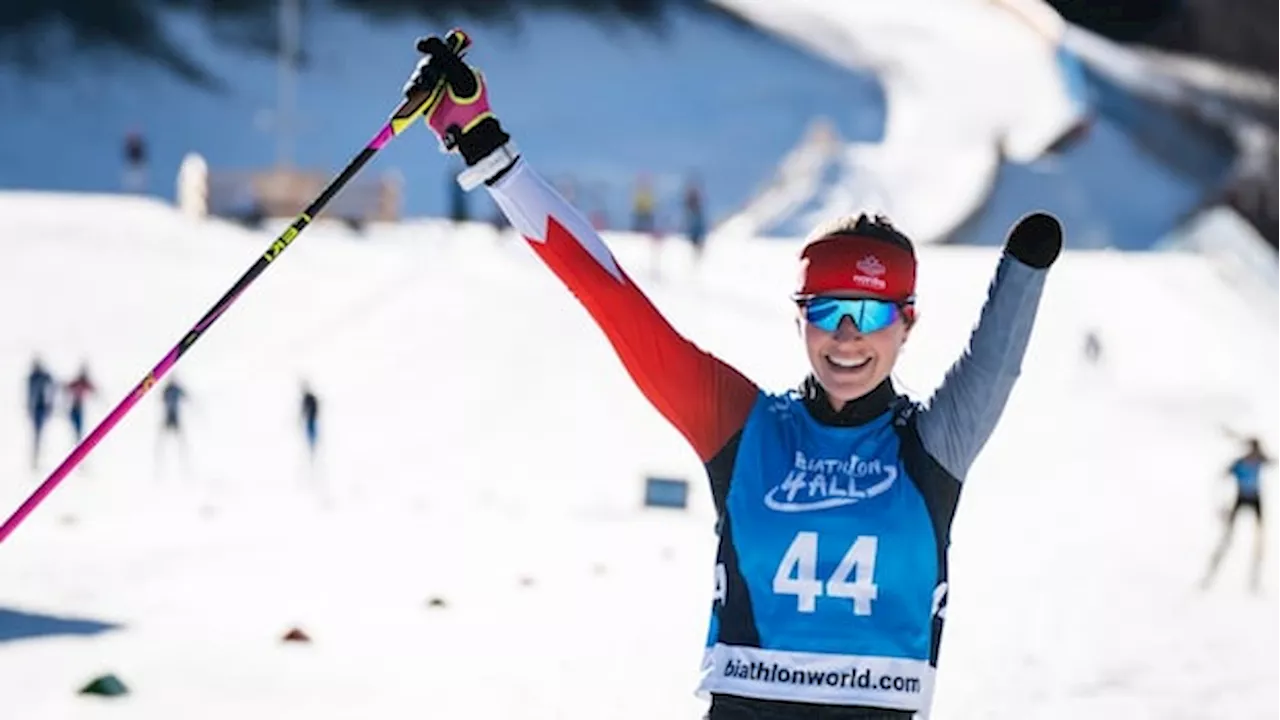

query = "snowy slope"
(711, 0), (1240, 252)
(708, 0), (1088, 243)
(0, 194), (1276, 719)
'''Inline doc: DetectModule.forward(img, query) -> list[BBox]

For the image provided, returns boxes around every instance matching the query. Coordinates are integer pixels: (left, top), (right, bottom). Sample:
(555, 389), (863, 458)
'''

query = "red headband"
(795, 234), (916, 303)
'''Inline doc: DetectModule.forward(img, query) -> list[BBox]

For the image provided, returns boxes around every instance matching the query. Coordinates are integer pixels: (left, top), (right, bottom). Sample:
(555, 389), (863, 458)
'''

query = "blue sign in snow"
(644, 476), (689, 510)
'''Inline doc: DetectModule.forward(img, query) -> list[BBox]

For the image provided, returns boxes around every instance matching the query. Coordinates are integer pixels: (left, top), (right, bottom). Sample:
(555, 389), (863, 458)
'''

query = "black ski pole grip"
(416, 32), (476, 96)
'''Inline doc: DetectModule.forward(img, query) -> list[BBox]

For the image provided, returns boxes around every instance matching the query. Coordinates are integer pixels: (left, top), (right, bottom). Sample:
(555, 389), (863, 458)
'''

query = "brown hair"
(803, 212), (916, 256)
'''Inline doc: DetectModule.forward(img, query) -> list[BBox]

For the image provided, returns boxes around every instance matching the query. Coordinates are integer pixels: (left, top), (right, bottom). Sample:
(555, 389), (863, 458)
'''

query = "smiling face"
(801, 298), (912, 410)
(792, 214), (919, 409)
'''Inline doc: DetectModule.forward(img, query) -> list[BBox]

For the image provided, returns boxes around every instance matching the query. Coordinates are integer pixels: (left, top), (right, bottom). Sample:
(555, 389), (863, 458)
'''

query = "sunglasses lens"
(803, 298), (900, 334)
(854, 300), (900, 334)
(803, 298), (846, 333)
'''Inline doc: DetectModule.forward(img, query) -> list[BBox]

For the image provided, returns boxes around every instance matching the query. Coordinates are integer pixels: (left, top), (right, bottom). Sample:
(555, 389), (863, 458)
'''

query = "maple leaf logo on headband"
(856, 255), (886, 277)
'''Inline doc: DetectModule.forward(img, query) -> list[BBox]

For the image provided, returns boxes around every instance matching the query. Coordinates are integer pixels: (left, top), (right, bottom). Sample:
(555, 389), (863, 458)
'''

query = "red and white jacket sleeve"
(486, 159), (758, 463)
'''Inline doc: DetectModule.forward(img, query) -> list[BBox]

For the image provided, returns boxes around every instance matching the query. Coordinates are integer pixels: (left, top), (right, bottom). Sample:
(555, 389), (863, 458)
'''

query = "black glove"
(1005, 212), (1062, 269)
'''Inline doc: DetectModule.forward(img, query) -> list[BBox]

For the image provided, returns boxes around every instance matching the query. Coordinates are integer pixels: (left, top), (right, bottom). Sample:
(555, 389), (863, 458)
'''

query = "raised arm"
(916, 213), (1062, 480)
(400, 34), (759, 462)
(488, 160), (759, 461)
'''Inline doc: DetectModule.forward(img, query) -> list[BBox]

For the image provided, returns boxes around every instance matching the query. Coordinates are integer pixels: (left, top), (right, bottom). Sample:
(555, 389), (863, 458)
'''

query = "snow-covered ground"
(0, 193), (1275, 719)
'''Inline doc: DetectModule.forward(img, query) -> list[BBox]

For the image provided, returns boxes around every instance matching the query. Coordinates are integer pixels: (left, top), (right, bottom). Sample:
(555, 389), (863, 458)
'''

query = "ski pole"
(0, 29), (471, 544)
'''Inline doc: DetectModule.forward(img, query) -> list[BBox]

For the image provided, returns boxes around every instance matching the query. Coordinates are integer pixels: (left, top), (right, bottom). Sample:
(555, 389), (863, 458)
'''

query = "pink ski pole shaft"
(0, 29), (471, 544)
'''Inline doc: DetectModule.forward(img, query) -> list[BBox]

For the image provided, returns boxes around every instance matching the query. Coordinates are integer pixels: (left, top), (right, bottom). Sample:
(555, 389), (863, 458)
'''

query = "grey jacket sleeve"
(916, 253), (1049, 480)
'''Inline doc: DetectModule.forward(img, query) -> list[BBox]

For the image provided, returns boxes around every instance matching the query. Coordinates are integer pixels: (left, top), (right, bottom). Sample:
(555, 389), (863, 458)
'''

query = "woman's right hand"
(404, 31), (518, 187)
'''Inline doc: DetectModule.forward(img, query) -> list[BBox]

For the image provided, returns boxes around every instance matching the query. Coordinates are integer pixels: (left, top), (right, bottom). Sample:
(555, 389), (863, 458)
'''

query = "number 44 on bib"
(774, 532), (879, 615)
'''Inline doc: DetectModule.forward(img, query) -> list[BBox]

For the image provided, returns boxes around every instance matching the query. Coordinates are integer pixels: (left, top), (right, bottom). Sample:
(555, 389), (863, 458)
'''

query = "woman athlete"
(404, 32), (1062, 719)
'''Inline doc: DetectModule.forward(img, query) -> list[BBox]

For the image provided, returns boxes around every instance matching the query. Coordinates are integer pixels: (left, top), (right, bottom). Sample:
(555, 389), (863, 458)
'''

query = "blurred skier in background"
(64, 363), (98, 444)
(1201, 436), (1271, 592)
(161, 378), (188, 438)
(1082, 329), (1102, 365)
(122, 128), (147, 193)
(632, 173), (656, 234)
(684, 173), (707, 265)
(632, 173), (665, 279)
(300, 382), (320, 462)
(26, 356), (56, 470)
(154, 377), (192, 480)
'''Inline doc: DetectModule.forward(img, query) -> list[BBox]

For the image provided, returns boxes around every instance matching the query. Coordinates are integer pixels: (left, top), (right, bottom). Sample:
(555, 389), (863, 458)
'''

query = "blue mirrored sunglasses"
(801, 297), (904, 334)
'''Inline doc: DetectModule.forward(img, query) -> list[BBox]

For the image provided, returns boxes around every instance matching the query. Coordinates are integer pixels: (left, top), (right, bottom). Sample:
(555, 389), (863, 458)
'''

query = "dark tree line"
(1049, 0), (1277, 75)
